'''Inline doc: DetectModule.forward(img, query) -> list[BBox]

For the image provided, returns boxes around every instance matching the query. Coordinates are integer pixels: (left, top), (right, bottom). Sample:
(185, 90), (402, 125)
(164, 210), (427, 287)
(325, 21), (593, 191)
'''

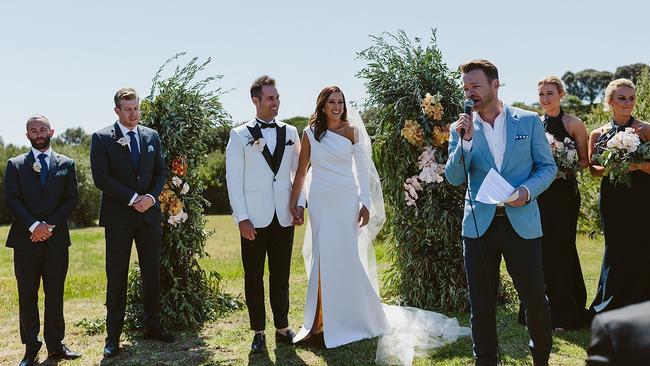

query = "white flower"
(566, 149), (578, 163)
(252, 138), (266, 152)
(33, 161), (42, 173)
(607, 129), (640, 153)
(117, 136), (130, 147)
(180, 183), (190, 195)
(171, 176), (183, 187)
(167, 211), (189, 226)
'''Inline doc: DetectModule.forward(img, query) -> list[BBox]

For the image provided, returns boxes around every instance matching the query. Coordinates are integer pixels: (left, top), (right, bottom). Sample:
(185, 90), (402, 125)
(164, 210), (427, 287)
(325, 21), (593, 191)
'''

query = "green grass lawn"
(0, 216), (603, 365)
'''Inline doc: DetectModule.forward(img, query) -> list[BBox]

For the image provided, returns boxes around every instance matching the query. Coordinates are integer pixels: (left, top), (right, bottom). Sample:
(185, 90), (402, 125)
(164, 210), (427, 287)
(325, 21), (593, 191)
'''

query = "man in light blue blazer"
(446, 60), (557, 366)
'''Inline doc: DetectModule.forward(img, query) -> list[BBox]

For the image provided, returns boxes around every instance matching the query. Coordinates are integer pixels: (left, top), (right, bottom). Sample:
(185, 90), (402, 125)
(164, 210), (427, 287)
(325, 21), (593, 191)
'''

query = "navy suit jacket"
(4, 150), (79, 250)
(445, 105), (557, 239)
(90, 122), (168, 228)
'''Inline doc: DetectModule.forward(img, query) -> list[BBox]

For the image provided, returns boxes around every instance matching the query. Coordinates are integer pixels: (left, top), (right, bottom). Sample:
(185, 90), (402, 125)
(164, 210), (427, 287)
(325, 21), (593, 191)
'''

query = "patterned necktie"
(37, 153), (48, 186)
(127, 131), (140, 168)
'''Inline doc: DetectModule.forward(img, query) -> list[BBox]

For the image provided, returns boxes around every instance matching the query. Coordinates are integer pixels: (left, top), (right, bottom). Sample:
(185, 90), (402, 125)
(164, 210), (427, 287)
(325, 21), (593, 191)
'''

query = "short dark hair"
(250, 75), (276, 99)
(114, 88), (139, 108)
(459, 59), (499, 82)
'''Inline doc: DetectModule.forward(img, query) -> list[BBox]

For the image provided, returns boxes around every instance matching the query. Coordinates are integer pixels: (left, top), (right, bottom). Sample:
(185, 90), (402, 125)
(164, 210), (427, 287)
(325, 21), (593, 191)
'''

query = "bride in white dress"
(289, 86), (470, 365)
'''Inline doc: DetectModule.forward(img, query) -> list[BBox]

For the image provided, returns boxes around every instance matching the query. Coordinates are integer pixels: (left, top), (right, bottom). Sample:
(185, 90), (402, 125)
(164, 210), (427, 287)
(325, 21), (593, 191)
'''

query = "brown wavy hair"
(309, 86), (348, 142)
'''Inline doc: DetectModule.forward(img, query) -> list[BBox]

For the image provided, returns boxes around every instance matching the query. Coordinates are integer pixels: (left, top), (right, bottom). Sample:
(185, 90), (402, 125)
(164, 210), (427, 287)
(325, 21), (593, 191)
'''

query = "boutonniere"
(515, 135), (529, 140)
(112, 130), (131, 147)
(148, 145), (154, 152)
(246, 136), (266, 152)
(285, 139), (294, 146)
(55, 169), (69, 177)
(33, 161), (42, 173)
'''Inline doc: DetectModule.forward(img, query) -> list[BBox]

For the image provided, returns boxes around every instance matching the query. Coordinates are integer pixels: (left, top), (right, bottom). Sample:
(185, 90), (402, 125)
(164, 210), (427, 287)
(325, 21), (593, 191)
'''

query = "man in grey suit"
(4, 115), (80, 366)
(90, 88), (173, 358)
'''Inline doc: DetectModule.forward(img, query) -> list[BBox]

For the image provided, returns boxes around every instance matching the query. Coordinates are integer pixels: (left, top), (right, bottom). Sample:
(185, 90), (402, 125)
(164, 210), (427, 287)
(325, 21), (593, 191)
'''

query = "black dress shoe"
(251, 333), (266, 352)
(275, 328), (296, 344)
(103, 341), (120, 358)
(48, 343), (81, 359)
(143, 328), (175, 343)
(19, 341), (42, 366)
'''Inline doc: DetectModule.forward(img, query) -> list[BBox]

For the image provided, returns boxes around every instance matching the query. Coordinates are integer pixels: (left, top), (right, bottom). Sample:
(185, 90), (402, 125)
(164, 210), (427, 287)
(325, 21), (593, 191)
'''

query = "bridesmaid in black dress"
(519, 76), (590, 330)
(589, 78), (650, 317)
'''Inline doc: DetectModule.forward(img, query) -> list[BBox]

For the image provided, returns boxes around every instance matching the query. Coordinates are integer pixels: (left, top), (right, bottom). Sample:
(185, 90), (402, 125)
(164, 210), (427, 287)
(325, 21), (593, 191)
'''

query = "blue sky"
(1, 0), (648, 146)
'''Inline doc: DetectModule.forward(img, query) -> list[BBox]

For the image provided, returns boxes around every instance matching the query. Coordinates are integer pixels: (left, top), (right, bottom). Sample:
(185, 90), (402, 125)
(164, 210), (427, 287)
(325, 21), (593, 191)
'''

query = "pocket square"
(55, 169), (68, 177)
(285, 140), (294, 146)
(148, 145), (154, 152)
(515, 135), (529, 140)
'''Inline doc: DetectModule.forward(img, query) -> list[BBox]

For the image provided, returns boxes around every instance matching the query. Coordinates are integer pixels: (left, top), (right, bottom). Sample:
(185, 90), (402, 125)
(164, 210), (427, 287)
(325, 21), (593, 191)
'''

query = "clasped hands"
(31, 222), (55, 243)
(133, 194), (154, 213)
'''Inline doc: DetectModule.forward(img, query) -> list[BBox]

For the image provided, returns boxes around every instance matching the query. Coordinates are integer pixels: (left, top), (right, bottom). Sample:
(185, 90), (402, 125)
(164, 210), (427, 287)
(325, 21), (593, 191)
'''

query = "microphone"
(461, 99), (474, 138)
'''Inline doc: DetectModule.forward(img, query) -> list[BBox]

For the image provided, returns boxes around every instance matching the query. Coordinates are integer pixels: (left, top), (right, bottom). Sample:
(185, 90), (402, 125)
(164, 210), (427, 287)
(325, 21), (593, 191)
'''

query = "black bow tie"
(259, 122), (278, 129)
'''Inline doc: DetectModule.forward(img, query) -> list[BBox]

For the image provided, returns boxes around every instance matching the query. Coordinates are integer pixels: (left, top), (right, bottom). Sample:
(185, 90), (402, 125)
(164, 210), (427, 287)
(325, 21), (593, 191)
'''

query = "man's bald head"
(26, 114), (51, 131)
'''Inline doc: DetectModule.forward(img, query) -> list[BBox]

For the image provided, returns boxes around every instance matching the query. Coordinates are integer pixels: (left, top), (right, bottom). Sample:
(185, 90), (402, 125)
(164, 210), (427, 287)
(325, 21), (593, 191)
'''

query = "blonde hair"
(538, 76), (565, 98)
(603, 78), (635, 111)
(114, 88), (139, 108)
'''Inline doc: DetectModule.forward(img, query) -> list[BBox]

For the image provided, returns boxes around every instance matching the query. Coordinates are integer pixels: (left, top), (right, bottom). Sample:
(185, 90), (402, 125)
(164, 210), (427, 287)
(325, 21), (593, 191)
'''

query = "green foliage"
(126, 53), (242, 331)
(614, 62), (650, 84)
(511, 101), (542, 114)
(358, 30), (468, 312)
(562, 69), (613, 106)
(633, 67), (650, 121)
(199, 151), (230, 214)
(283, 116), (309, 135)
(74, 317), (106, 336)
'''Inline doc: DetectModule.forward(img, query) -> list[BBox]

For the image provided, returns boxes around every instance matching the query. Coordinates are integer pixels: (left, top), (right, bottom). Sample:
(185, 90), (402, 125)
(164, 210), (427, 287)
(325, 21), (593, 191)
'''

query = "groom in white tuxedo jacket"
(226, 75), (304, 352)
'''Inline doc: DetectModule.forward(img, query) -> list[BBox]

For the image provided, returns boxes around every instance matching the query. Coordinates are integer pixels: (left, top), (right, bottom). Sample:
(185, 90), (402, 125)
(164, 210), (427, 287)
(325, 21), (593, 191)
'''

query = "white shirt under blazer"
(226, 118), (304, 228)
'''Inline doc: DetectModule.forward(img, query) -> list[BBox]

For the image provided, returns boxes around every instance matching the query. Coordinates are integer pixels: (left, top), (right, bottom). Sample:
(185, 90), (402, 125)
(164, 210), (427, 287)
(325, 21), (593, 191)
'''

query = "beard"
(30, 136), (51, 150)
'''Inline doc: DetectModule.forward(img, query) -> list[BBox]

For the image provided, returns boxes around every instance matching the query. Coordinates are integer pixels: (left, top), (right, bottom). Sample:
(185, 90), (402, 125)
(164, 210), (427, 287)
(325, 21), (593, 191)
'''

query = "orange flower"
(401, 119), (424, 146)
(432, 124), (450, 146)
(171, 156), (188, 177)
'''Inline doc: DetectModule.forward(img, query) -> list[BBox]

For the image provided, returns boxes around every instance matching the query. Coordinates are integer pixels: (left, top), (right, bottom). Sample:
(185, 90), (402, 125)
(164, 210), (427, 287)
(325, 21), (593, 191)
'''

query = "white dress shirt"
(256, 118), (277, 153)
(29, 147), (54, 233)
(117, 121), (155, 206)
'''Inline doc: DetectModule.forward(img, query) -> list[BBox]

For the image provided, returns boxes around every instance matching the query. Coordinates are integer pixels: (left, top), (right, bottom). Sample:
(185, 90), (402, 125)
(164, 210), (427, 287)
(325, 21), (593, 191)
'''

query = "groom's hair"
(459, 59), (499, 82)
(114, 88), (139, 108)
(250, 75), (276, 99)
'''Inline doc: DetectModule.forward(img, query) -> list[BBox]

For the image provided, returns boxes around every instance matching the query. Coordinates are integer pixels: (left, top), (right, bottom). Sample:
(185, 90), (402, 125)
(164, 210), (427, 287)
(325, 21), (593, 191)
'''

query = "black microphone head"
(463, 99), (474, 115)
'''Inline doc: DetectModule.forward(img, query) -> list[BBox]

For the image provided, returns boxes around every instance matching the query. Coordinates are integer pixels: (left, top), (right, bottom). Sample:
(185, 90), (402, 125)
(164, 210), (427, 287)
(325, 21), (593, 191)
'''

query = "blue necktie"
(37, 153), (48, 186)
(127, 131), (140, 168)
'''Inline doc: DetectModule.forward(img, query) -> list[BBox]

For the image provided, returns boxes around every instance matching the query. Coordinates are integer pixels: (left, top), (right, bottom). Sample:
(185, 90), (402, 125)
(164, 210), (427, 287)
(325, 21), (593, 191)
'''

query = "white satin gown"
(293, 127), (470, 365)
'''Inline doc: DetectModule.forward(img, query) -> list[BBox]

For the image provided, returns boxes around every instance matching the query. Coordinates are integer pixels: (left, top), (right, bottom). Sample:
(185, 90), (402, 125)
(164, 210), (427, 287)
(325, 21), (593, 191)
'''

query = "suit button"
(137, 176), (140, 180)
(273, 178), (276, 182)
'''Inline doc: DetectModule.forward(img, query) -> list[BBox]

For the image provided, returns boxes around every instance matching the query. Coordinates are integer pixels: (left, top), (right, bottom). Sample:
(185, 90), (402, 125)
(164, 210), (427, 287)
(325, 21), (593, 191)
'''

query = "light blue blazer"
(445, 105), (557, 239)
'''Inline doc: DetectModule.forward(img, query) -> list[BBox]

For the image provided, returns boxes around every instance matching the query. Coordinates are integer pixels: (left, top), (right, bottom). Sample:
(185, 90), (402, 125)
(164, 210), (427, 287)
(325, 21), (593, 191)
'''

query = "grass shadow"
(97, 331), (221, 366)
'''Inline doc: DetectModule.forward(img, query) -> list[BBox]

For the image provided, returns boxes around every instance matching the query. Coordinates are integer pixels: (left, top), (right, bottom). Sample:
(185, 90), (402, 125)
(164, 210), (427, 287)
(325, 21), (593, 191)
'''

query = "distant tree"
(562, 69), (613, 106)
(511, 101), (542, 114)
(561, 94), (592, 120)
(53, 127), (90, 146)
(283, 116), (309, 135)
(614, 63), (650, 84)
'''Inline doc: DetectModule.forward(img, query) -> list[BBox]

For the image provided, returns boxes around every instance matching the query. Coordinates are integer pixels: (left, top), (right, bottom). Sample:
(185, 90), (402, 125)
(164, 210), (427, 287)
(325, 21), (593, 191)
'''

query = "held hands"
(358, 205), (370, 228)
(133, 194), (154, 213)
(291, 205), (305, 226)
(505, 186), (529, 207)
(455, 113), (474, 141)
(31, 222), (54, 243)
(238, 219), (257, 241)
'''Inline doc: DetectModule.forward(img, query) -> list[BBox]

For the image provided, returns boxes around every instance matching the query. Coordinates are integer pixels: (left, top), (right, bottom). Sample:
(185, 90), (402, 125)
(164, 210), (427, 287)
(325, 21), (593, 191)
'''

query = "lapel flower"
(252, 138), (266, 152)
(117, 136), (131, 147)
(33, 160), (42, 173)
(285, 139), (294, 146)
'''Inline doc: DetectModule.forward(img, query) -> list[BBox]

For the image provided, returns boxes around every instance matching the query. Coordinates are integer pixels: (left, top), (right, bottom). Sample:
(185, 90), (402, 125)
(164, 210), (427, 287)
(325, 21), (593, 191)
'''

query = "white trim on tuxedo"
(225, 118), (304, 228)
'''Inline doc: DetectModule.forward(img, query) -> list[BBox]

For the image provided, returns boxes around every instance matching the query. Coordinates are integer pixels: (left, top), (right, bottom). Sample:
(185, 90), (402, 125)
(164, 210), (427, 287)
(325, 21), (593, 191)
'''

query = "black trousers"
(463, 216), (552, 366)
(13, 244), (69, 349)
(241, 215), (294, 331)
(105, 219), (162, 341)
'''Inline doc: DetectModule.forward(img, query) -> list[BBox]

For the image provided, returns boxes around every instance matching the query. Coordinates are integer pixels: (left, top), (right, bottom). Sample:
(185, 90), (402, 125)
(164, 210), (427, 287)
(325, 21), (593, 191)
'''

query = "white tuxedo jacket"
(226, 119), (304, 228)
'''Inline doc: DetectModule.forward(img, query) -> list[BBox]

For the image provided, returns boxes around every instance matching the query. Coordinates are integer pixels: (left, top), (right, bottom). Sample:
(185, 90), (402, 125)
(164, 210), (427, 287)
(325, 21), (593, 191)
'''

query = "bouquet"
(592, 128), (650, 186)
(546, 133), (580, 179)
